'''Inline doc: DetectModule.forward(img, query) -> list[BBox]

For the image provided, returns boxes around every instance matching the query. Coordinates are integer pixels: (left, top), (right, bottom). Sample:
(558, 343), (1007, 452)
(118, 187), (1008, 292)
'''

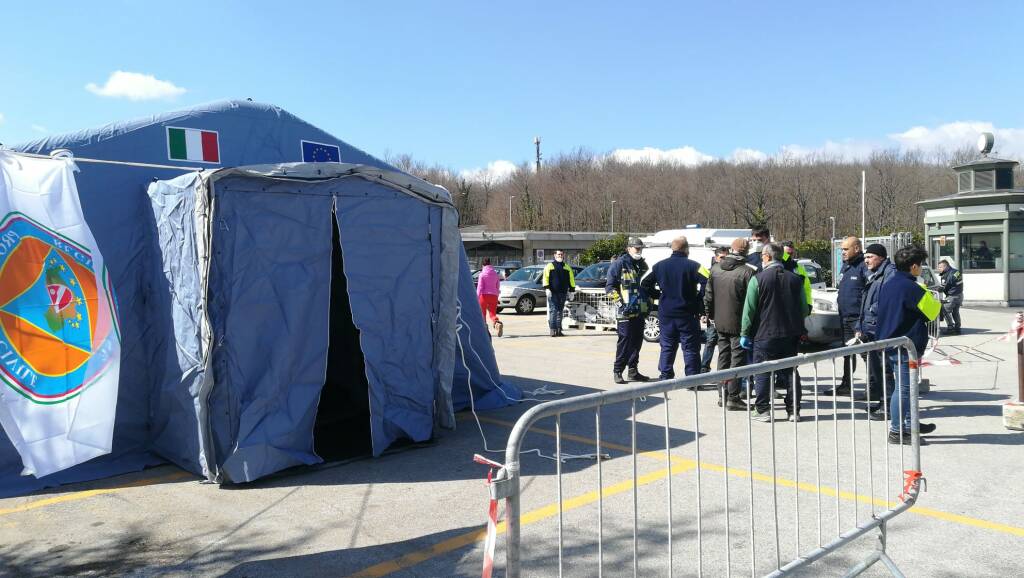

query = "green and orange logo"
(0, 212), (119, 404)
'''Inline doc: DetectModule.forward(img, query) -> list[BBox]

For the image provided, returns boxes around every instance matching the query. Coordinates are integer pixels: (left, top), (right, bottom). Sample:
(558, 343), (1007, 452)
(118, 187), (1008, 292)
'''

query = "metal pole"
(509, 195), (515, 232)
(611, 200), (616, 234)
(534, 136), (542, 174)
(861, 171), (866, 241)
(1017, 312), (1024, 403)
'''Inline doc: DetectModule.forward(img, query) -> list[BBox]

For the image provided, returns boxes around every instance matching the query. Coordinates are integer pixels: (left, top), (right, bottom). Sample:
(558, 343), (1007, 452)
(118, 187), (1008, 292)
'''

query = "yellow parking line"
(349, 461), (696, 577)
(353, 414), (1024, 576)
(0, 470), (194, 516)
(476, 415), (1024, 536)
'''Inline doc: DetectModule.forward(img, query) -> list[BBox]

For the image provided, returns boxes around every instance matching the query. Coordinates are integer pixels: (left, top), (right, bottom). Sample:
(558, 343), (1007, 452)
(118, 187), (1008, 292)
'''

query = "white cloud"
(889, 121), (1024, 158)
(31, 124), (49, 134)
(0, 113), (5, 125)
(609, 146), (714, 167)
(85, 70), (186, 101)
(459, 159), (518, 183)
(728, 148), (769, 164)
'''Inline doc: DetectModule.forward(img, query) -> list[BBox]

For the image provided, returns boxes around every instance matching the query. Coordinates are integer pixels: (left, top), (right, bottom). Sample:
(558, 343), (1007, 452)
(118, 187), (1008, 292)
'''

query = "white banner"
(0, 152), (121, 477)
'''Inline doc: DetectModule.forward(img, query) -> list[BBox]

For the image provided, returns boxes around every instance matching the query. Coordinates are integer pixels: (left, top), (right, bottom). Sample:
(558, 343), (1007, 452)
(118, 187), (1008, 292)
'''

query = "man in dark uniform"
(746, 224), (771, 269)
(606, 237), (652, 384)
(642, 236), (710, 380)
(826, 236), (868, 396)
(936, 258), (964, 335)
(741, 243), (810, 422)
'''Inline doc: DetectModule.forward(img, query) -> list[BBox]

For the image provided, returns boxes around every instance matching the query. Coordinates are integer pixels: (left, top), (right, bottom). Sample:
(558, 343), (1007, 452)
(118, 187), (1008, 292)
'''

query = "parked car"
(497, 264), (582, 314)
(575, 261), (611, 289)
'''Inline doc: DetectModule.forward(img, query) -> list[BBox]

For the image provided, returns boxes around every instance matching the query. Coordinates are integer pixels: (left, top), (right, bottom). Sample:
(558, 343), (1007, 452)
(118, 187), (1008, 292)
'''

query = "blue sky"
(3, 0), (1023, 178)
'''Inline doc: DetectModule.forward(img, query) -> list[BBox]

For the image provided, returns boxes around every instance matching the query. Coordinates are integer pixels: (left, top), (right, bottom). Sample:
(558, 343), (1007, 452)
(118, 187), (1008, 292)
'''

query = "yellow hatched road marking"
(0, 470), (194, 516)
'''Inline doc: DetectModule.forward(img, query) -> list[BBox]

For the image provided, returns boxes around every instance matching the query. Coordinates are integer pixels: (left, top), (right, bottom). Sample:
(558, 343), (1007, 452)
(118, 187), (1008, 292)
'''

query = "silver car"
(498, 265), (547, 314)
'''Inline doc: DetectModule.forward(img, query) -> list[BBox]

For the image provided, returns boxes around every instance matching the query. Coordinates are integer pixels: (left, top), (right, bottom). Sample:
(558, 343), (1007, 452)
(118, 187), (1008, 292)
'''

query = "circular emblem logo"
(0, 213), (120, 404)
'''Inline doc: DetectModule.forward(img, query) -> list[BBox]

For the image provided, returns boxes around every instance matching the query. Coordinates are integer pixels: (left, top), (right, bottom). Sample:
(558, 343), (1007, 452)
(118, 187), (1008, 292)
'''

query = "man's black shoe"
(550, 328), (558, 337)
(627, 369), (650, 382)
(887, 431), (912, 445)
(823, 384), (851, 396)
(918, 422), (936, 434)
(613, 372), (627, 385)
(868, 410), (886, 421)
(726, 399), (748, 411)
(556, 329), (565, 337)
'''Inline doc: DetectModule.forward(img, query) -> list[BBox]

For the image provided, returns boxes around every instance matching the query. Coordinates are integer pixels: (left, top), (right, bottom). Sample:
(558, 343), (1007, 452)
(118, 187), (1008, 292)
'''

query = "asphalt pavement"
(0, 307), (1021, 577)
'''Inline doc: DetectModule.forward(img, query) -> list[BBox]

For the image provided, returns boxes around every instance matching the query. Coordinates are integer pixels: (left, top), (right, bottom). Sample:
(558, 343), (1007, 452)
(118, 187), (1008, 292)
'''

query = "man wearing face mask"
(606, 237), (652, 384)
(542, 250), (576, 337)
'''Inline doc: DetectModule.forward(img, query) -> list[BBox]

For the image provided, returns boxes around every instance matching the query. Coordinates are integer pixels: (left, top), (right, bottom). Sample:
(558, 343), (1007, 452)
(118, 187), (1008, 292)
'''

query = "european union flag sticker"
(301, 140), (341, 163)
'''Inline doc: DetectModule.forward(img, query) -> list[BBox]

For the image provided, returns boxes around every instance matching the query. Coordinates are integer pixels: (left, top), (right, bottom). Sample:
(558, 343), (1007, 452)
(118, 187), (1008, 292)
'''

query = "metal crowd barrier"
(492, 337), (924, 577)
(565, 289), (619, 328)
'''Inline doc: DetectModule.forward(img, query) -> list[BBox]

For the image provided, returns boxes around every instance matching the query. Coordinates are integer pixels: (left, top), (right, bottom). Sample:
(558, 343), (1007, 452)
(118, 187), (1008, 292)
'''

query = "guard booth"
(919, 141), (1024, 306)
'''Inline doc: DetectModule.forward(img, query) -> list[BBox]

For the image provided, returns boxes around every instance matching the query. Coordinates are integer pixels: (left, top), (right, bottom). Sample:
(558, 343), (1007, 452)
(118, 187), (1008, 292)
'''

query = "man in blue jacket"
(825, 236), (868, 396)
(542, 250), (576, 337)
(936, 258), (964, 335)
(876, 246), (940, 444)
(642, 236), (710, 380)
(606, 237), (652, 384)
(856, 244), (896, 419)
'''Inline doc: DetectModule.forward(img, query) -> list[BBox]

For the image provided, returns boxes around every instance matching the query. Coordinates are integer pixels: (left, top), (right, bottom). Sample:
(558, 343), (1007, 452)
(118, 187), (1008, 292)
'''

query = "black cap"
(865, 243), (888, 259)
(627, 236), (645, 248)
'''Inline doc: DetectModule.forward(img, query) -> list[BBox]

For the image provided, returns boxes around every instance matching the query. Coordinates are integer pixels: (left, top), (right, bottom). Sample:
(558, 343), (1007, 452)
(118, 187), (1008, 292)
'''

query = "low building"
(460, 227), (626, 268)
(919, 147), (1024, 305)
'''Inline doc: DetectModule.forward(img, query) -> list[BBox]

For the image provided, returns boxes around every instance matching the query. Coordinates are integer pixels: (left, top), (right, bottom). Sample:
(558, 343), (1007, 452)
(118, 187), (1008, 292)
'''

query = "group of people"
(604, 228), (946, 444)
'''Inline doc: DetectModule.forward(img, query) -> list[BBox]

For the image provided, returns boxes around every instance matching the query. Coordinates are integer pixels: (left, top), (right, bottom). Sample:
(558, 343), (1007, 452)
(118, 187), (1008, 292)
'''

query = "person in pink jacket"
(476, 258), (503, 337)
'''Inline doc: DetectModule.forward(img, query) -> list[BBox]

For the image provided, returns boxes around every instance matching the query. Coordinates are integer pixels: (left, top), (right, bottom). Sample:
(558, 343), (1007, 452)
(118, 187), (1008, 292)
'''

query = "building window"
(959, 233), (1002, 271)
(930, 235), (955, 267)
(1010, 233), (1024, 272)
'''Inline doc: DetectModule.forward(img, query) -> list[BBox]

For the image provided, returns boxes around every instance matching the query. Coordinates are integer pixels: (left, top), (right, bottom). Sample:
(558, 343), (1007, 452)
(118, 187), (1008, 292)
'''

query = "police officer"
(642, 236), (709, 380)
(857, 244), (896, 419)
(826, 236), (868, 396)
(542, 250), (576, 337)
(606, 237), (652, 384)
(936, 258), (964, 335)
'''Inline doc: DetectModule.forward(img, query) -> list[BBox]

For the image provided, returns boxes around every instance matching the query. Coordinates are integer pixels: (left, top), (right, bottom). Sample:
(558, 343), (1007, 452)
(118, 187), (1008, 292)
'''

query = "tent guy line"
(2, 149), (204, 172)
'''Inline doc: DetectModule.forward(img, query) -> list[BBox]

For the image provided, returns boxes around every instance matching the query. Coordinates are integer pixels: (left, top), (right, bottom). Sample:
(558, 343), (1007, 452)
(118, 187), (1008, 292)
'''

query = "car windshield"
(919, 267), (938, 287)
(505, 267), (540, 282)
(578, 263), (609, 280)
(802, 264), (821, 284)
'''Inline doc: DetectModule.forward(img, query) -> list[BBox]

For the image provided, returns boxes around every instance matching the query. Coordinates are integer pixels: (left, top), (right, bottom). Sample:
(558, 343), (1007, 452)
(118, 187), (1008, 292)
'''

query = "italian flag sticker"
(167, 127), (220, 163)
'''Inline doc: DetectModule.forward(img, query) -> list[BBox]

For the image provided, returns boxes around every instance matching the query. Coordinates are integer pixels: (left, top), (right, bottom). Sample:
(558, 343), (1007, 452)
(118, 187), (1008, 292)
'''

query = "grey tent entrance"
(148, 163), (459, 483)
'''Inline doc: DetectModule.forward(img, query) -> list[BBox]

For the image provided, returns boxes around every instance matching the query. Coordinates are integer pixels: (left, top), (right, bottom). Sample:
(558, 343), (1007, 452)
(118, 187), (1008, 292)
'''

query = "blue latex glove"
(739, 336), (752, 350)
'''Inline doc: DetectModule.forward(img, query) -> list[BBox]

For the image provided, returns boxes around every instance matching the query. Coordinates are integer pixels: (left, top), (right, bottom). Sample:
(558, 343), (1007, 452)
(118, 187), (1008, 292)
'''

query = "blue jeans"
(701, 323), (717, 372)
(658, 315), (702, 379)
(547, 291), (567, 331)
(887, 348), (913, 433)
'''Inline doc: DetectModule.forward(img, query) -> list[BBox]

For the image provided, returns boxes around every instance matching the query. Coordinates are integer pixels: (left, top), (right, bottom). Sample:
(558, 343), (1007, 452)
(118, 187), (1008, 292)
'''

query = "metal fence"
(565, 289), (619, 328)
(492, 337), (924, 577)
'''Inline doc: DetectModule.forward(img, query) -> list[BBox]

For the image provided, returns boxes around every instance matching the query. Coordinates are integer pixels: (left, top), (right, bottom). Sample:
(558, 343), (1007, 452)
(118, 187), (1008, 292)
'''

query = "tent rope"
(2, 149), (205, 171)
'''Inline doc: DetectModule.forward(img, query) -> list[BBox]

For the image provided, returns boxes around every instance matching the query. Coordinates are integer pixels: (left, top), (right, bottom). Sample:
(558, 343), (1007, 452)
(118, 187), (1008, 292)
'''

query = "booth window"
(959, 233), (1002, 271)
(1010, 232), (1024, 271)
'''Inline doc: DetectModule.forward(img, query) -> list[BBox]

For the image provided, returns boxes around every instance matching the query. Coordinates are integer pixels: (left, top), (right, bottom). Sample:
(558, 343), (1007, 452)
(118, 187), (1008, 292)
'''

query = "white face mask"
(631, 252), (643, 260)
(555, 256), (564, 262)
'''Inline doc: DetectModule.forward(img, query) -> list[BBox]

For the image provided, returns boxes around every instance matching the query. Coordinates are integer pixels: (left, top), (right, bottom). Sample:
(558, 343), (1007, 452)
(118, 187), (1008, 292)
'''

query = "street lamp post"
(829, 216), (837, 286)
(611, 200), (617, 233)
(509, 195), (515, 232)
(829, 216), (836, 242)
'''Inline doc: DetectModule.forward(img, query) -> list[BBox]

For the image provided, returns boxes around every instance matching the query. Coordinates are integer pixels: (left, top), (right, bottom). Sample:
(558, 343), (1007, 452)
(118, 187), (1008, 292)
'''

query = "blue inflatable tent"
(1, 100), (517, 495)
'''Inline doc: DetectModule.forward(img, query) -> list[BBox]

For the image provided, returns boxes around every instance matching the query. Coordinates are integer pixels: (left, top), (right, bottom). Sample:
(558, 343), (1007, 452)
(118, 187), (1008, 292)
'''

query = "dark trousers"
(614, 316), (646, 373)
(547, 291), (567, 331)
(942, 295), (963, 330)
(866, 347), (895, 401)
(716, 332), (745, 400)
(701, 323), (717, 372)
(753, 336), (801, 413)
(840, 316), (859, 386)
(658, 315), (702, 379)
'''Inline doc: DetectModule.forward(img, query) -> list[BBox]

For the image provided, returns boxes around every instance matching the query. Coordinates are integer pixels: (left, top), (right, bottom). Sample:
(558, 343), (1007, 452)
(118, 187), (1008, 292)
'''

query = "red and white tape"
(474, 454), (503, 578)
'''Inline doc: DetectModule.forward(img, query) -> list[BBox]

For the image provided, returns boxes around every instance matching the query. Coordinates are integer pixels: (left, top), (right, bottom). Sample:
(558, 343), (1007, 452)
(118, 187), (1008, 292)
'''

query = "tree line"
(388, 146), (1006, 242)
